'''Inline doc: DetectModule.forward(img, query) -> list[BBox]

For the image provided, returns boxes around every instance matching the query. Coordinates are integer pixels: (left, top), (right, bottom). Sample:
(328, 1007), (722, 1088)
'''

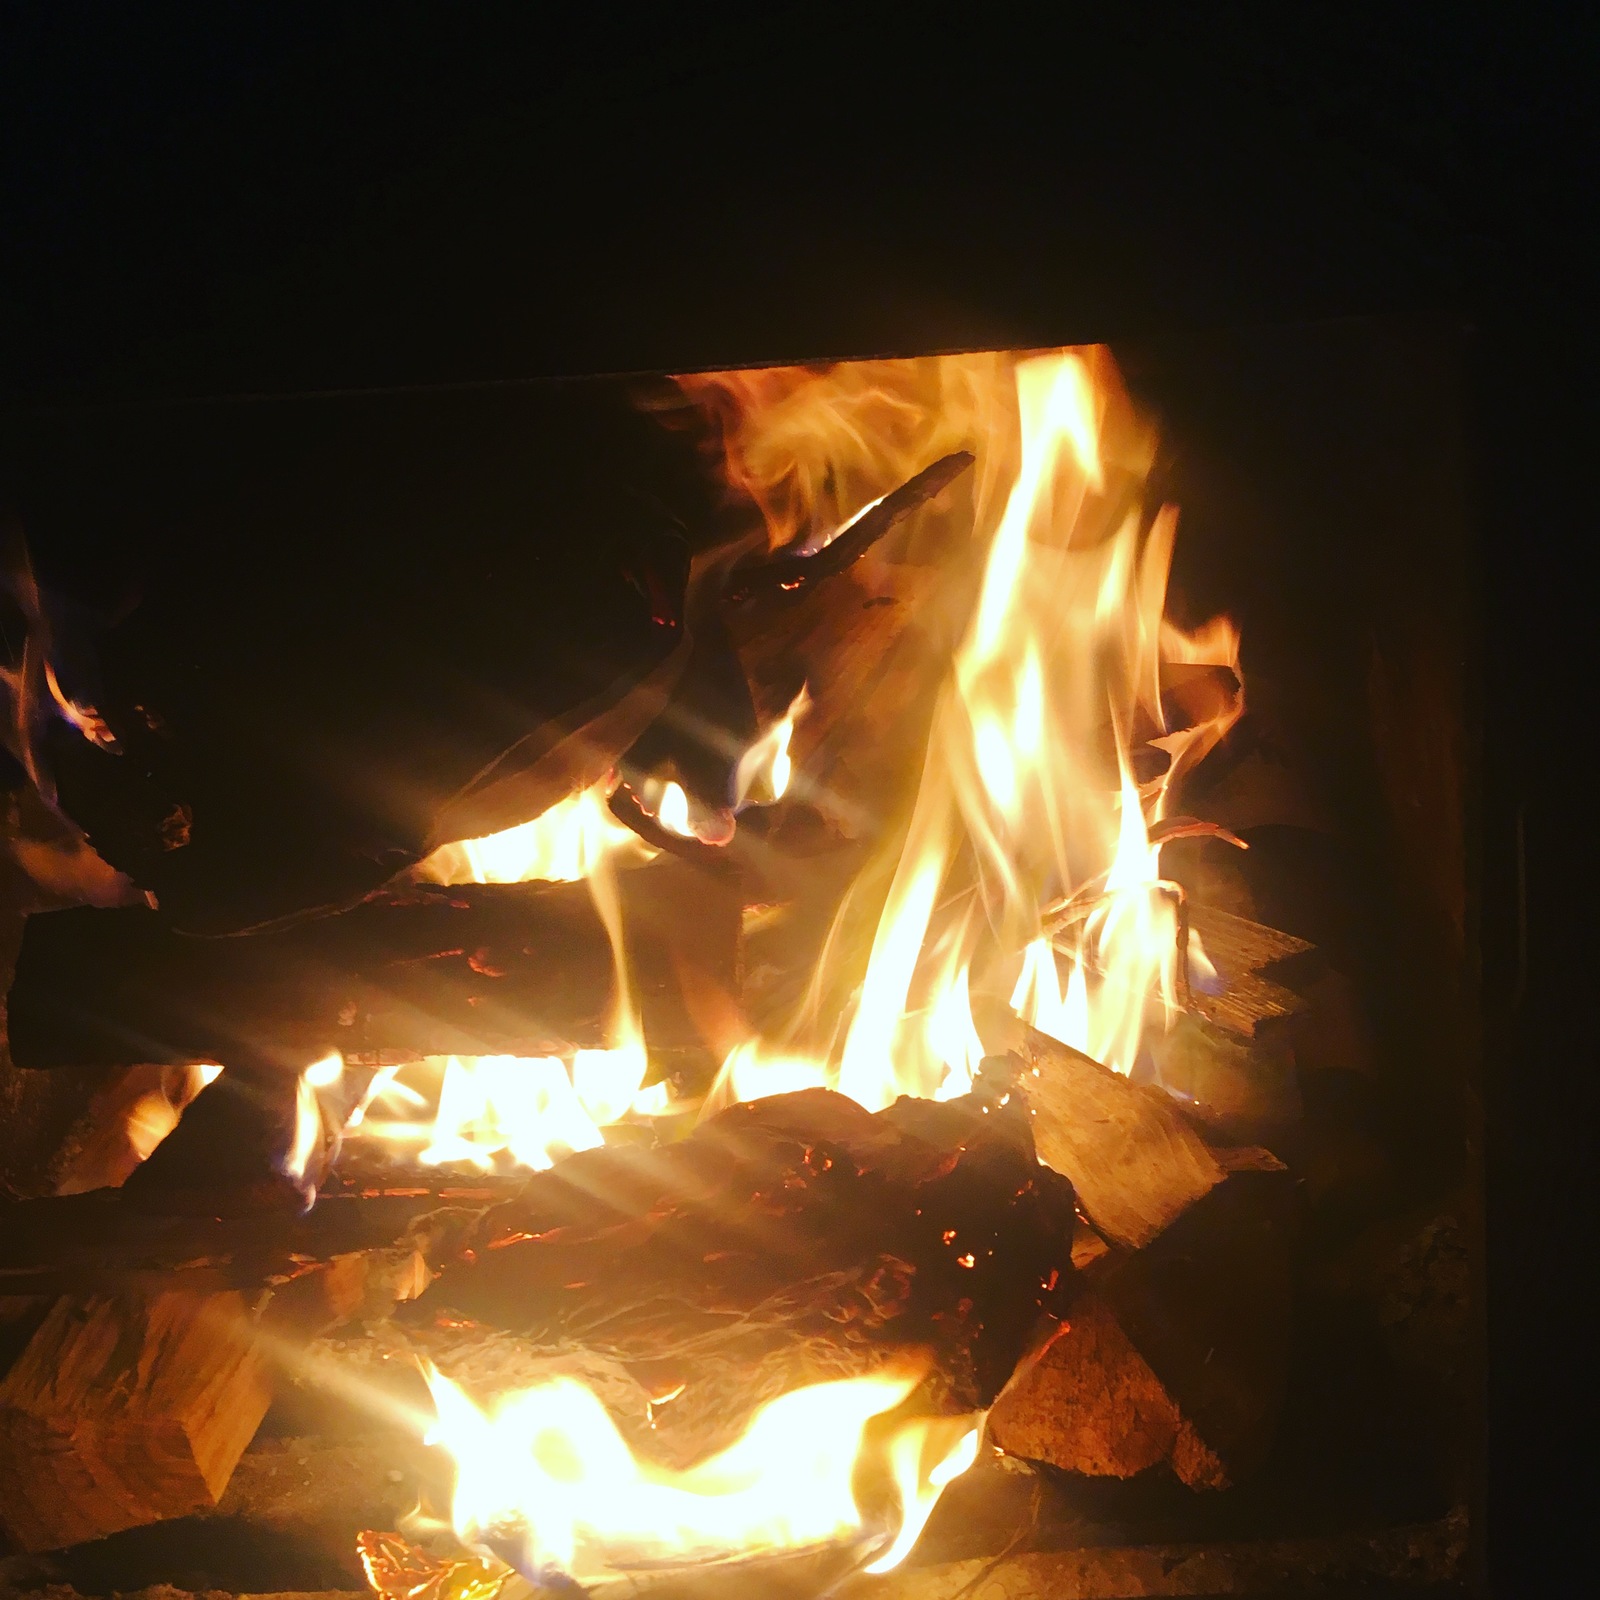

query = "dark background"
(2, 7), (1595, 1594)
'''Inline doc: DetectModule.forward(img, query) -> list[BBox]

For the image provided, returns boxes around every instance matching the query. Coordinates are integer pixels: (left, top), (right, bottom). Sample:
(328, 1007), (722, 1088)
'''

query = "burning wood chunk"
(119, 1060), (360, 1216)
(6, 862), (741, 1071)
(988, 1149), (1295, 1490)
(407, 1087), (1077, 1418)
(0, 1289), (272, 1552)
(1011, 1024), (1225, 1251)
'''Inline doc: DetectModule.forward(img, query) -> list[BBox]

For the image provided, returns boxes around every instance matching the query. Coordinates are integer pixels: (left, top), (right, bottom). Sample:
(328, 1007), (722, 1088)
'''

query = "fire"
(414, 778), (655, 886)
(420, 1361), (979, 1585)
(733, 683), (810, 807)
(283, 1051), (349, 1197)
(701, 348), (1241, 1108)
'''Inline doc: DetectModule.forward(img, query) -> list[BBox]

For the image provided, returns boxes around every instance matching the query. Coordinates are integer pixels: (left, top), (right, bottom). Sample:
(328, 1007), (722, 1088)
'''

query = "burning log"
(987, 1146), (1296, 1490)
(0, 1288), (273, 1552)
(406, 1087), (1077, 1419)
(1008, 1024), (1225, 1251)
(6, 860), (742, 1072)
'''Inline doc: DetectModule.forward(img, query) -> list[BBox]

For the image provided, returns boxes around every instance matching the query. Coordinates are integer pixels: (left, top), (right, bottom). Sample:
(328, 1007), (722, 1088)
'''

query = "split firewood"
(117, 1058), (371, 1217)
(6, 859), (742, 1072)
(987, 1146), (1296, 1490)
(1149, 1013), (1301, 1137)
(0, 1185), (478, 1305)
(986, 1291), (1226, 1484)
(1008, 1024), (1225, 1250)
(0, 1288), (273, 1552)
(1185, 904), (1317, 1039)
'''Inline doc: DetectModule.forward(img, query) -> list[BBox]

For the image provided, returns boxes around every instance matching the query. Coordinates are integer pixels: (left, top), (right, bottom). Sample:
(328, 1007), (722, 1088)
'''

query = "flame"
(126, 1062), (222, 1162)
(733, 683), (810, 807)
(416, 778), (656, 886)
(421, 1361), (978, 1584)
(676, 355), (1003, 553)
(863, 1419), (981, 1575)
(707, 1038), (832, 1112)
(43, 661), (120, 751)
(692, 348), (1241, 1108)
(283, 1051), (347, 1193)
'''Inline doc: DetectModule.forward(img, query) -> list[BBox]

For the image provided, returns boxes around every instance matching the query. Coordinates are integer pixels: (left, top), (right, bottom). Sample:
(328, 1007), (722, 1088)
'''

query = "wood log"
(0, 1186), (483, 1302)
(1009, 1024), (1225, 1250)
(408, 1087), (1078, 1414)
(987, 1292), (1225, 1484)
(987, 1148), (1296, 1491)
(6, 859), (742, 1072)
(1149, 1013), (1301, 1137)
(1185, 905), (1317, 1039)
(20, 382), (718, 937)
(0, 1288), (273, 1551)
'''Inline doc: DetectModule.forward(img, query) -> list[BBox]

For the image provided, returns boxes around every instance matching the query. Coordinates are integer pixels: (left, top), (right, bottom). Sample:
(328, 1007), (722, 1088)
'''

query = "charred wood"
(21, 385), (715, 936)
(719, 452), (973, 608)
(6, 862), (741, 1072)
(406, 1087), (1077, 1415)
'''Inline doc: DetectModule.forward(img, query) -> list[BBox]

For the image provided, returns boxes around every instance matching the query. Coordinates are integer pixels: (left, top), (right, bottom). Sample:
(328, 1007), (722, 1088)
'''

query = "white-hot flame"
(422, 1362), (978, 1584)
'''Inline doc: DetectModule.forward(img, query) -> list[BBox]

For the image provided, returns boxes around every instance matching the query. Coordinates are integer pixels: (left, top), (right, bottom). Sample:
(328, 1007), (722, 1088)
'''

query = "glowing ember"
(420, 1361), (980, 1585)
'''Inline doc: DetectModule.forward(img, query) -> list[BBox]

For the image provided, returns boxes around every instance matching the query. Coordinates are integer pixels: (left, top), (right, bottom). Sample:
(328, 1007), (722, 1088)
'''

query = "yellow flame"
(351, 1056), (601, 1170)
(733, 684), (811, 808)
(422, 1362), (978, 1584)
(656, 780), (694, 838)
(284, 1052), (345, 1186)
(705, 348), (1241, 1107)
(416, 779), (656, 885)
(863, 1420), (981, 1575)
(115, 1063), (224, 1169)
(706, 1038), (832, 1113)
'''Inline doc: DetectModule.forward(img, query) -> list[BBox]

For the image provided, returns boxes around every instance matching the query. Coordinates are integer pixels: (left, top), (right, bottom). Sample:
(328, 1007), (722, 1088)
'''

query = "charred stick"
(720, 452), (975, 607)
